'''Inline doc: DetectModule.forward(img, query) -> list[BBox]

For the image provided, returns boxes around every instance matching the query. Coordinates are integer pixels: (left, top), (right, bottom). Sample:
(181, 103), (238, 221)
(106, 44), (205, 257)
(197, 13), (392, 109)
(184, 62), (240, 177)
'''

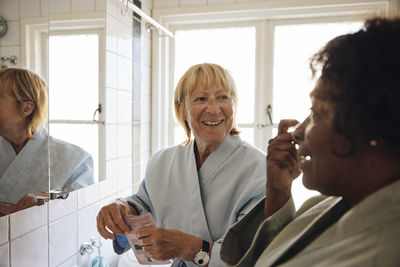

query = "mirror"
(47, 0), (106, 190)
(0, 0), (50, 216)
(0, 0), (104, 216)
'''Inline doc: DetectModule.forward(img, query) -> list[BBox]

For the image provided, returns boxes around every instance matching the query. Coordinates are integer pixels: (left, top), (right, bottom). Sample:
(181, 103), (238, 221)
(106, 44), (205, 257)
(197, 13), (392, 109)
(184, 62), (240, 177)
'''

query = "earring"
(369, 140), (378, 147)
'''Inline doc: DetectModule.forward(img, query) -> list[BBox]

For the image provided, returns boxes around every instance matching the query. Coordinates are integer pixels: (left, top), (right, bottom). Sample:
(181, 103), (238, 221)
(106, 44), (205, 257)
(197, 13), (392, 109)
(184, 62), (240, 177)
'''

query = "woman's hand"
(265, 119), (301, 218)
(137, 226), (204, 262)
(14, 192), (49, 213)
(96, 198), (137, 240)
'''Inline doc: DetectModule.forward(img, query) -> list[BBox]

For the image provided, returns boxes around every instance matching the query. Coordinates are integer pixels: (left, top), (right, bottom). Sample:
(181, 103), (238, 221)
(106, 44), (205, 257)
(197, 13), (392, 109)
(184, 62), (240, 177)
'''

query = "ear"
(20, 101), (34, 117)
(330, 133), (354, 157)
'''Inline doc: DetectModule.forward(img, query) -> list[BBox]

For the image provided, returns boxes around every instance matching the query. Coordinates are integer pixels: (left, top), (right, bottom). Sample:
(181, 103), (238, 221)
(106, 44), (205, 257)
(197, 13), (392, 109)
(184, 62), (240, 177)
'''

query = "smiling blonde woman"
(97, 63), (266, 267)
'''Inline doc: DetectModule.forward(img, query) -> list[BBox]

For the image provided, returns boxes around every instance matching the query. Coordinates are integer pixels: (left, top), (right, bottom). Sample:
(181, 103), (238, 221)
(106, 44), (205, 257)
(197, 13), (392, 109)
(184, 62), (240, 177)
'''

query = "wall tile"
(10, 226), (48, 267)
(77, 203), (101, 248)
(140, 123), (150, 152)
(132, 124), (141, 145)
(40, 0), (49, 16)
(132, 162), (141, 184)
(77, 183), (99, 209)
(20, 0), (41, 18)
(96, 0), (107, 11)
(141, 0), (153, 9)
(106, 51), (118, 88)
(0, 46), (20, 68)
(180, 0), (207, 7)
(106, 87), (118, 123)
(106, 0), (119, 18)
(153, 0), (179, 8)
(10, 204), (47, 240)
(117, 90), (133, 123)
(117, 124), (132, 157)
(0, 243), (9, 267)
(0, 0), (19, 20)
(142, 35), (151, 67)
(118, 22), (133, 59)
(106, 14), (118, 53)
(49, 213), (78, 266)
(49, 0), (71, 15)
(117, 2), (132, 27)
(117, 56), (132, 91)
(141, 94), (151, 124)
(57, 254), (77, 267)
(100, 164), (117, 197)
(0, 216), (8, 245)
(72, 0), (95, 13)
(117, 156), (133, 190)
(141, 65), (151, 95)
(49, 191), (78, 223)
(132, 144), (140, 163)
(140, 151), (150, 178)
(106, 124), (117, 160)
(133, 101), (140, 122)
(0, 21), (20, 46)
(208, 0), (236, 4)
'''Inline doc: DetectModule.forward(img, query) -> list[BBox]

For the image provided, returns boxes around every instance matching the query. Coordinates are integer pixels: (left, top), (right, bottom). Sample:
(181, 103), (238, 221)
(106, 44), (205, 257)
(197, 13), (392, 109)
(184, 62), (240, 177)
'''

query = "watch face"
(194, 251), (210, 266)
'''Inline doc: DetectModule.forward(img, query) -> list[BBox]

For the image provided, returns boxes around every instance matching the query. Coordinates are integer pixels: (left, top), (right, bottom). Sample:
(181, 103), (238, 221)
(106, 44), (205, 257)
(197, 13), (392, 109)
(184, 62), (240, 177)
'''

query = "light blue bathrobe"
(0, 128), (94, 204)
(117, 134), (266, 267)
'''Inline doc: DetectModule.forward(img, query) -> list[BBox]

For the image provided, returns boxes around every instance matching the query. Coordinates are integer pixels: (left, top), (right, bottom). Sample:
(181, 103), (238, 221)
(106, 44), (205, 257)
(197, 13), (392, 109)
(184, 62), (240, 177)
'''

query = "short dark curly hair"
(310, 17), (400, 154)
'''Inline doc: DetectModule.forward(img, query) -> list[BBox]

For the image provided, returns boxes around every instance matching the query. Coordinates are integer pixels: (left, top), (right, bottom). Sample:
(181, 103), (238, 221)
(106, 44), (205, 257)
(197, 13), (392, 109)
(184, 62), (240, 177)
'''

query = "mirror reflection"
(0, 68), (94, 216)
(0, 0), (102, 216)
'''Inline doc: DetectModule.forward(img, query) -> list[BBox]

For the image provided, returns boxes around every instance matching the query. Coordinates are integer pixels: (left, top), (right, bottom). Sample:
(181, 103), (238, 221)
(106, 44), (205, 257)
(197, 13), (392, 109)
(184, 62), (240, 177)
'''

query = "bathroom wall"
(0, 0), (152, 266)
(0, 0), (48, 68)
(152, 0), (272, 8)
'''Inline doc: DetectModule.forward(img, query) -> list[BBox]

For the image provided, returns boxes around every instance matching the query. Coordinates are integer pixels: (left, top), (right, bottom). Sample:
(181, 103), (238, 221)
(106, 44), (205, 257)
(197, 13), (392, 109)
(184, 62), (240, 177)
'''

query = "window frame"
(21, 13), (106, 181)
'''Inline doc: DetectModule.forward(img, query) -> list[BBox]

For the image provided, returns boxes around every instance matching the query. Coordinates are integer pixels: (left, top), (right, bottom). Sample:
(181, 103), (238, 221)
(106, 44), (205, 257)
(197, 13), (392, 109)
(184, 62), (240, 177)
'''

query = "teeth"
(299, 155), (311, 163)
(203, 120), (223, 126)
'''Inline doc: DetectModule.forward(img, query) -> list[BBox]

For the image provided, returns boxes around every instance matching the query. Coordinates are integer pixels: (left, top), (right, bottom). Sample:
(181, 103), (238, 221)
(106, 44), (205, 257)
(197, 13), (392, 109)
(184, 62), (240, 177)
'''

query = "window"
(48, 30), (104, 182)
(22, 15), (106, 182)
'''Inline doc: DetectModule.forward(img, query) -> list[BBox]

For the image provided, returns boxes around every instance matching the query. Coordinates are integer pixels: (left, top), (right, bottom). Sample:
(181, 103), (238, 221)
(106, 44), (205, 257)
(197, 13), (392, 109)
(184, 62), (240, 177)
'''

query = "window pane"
(49, 123), (99, 182)
(272, 22), (363, 122)
(174, 27), (256, 125)
(272, 21), (363, 208)
(49, 34), (99, 120)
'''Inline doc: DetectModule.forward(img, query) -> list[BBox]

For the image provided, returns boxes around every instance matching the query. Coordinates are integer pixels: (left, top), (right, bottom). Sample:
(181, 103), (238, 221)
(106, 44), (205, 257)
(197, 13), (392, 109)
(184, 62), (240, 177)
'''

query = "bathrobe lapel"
(186, 140), (212, 241)
(259, 197), (349, 266)
(0, 129), (48, 202)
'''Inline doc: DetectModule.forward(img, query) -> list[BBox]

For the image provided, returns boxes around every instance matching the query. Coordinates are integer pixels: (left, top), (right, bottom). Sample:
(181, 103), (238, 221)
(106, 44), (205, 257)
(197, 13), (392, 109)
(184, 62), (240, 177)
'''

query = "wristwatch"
(193, 240), (210, 266)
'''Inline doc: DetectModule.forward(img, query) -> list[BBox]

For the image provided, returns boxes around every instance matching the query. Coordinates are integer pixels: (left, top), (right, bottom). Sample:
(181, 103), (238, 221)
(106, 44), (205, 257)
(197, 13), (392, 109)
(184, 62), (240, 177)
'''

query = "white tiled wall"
(153, 0), (244, 8)
(1, 0), (153, 266)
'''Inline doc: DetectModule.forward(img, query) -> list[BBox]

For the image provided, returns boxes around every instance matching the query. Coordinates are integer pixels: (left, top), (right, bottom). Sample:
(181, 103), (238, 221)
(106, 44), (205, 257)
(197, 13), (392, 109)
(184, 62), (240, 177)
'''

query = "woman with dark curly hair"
(220, 17), (400, 267)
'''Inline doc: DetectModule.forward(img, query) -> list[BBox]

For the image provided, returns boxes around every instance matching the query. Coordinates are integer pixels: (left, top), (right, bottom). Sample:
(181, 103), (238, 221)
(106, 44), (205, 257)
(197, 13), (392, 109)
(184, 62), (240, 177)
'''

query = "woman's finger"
(96, 213), (115, 239)
(278, 119), (299, 135)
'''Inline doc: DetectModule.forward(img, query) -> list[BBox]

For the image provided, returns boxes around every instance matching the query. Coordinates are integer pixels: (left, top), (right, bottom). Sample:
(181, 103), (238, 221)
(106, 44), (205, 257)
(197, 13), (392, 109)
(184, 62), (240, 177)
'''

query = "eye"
(194, 97), (206, 102)
(217, 95), (229, 100)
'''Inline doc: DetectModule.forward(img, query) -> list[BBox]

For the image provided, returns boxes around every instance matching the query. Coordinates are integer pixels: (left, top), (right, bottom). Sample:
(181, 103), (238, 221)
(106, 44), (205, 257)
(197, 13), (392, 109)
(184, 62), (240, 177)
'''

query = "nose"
(292, 115), (311, 143)
(206, 96), (220, 113)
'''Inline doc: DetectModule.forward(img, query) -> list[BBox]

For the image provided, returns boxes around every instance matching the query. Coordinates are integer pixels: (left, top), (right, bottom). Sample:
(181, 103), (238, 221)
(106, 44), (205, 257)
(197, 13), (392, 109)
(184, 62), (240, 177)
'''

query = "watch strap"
(202, 240), (210, 253)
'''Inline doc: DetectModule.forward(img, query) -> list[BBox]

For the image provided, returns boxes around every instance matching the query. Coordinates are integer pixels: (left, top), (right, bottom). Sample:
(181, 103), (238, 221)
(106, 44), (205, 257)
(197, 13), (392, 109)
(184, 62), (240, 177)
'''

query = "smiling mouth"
(202, 120), (224, 126)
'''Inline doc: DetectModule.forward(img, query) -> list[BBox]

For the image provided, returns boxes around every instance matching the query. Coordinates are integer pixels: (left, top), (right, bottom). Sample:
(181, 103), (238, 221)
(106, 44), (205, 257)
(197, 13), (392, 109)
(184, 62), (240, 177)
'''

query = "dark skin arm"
(265, 119), (301, 219)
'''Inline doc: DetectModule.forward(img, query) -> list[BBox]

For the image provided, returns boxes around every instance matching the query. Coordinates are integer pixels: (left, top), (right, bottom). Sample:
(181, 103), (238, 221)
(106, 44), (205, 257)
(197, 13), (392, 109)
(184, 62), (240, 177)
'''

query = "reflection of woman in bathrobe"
(0, 68), (93, 214)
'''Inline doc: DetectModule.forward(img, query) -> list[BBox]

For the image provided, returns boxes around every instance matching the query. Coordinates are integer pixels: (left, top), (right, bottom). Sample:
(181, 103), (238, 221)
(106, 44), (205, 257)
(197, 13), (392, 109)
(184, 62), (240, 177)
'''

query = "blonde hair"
(0, 68), (48, 138)
(174, 63), (240, 146)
